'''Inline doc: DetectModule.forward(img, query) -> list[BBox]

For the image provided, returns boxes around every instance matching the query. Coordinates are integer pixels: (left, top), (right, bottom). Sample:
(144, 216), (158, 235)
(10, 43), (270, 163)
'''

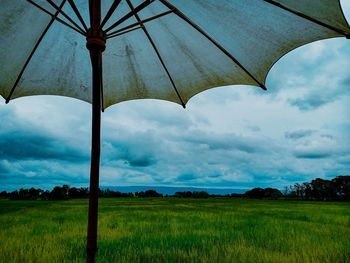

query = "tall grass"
(0, 198), (349, 262)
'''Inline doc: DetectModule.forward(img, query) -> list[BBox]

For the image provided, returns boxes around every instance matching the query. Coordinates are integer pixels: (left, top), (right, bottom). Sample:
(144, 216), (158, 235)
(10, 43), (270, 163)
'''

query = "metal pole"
(86, 1), (104, 262)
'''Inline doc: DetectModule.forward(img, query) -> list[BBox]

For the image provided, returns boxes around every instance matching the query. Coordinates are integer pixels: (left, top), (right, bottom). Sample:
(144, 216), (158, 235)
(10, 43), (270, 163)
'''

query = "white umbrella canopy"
(0, 1), (349, 262)
(1, 0), (349, 109)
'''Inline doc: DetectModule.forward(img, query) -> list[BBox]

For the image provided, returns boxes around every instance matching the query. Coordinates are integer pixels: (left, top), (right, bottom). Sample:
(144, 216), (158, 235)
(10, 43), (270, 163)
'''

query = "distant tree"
(7, 187), (43, 200)
(18, 188), (30, 200)
(230, 193), (243, 197)
(28, 187), (42, 200)
(287, 183), (309, 199)
(174, 191), (210, 198)
(192, 191), (209, 198)
(263, 188), (283, 199)
(309, 178), (336, 200)
(303, 183), (312, 200)
(136, 190), (163, 198)
(244, 188), (283, 199)
(99, 189), (134, 198)
(3, 174), (349, 202)
(0, 191), (8, 199)
(174, 191), (193, 198)
(287, 176), (350, 201)
(41, 190), (50, 200)
(244, 188), (265, 199)
(69, 187), (88, 198)
(50, 185), (70, 200)
(9, 190), (19, 200)
(332, 176), (350, 200)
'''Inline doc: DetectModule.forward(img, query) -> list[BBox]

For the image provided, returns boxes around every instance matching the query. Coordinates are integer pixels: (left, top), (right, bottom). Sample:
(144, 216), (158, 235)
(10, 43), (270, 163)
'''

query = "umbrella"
(0, 0), (349, 262)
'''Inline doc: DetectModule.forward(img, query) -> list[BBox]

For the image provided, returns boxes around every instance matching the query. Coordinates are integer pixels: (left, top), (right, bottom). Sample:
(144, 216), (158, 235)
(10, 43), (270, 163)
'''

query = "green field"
(0, 198), (349, 263)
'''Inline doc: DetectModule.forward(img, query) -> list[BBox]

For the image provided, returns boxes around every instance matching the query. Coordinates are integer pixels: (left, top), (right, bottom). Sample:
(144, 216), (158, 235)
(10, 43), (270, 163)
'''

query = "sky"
(1, 2), (350, 191)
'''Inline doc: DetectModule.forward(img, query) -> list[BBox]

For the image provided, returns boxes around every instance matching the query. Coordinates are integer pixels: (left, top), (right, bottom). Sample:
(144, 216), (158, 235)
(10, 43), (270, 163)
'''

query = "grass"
(0, 198), (349, 263)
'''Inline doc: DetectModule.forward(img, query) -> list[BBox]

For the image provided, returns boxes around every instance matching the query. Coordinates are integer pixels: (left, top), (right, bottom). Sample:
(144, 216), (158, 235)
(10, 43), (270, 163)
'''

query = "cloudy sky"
(1, 2), (350, 191)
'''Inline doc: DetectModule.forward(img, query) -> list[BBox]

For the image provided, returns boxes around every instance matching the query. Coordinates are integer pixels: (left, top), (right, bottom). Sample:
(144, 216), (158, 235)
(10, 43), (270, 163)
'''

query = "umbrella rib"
(27, 0), (85, 35)
(107, 26), (142, 39)
(67, 0), (88, 32)
(104, 0), (155, 33)
(100, 58), (105, 112)
(46, 0), (86, 34)
(100, 0), (122, 30)
(158, 0), (267, 90)
(264, 0), (350, 38)
(125, 0), (186, 108)
(107, 10), (174, 39)
(6, 0), (68, 103)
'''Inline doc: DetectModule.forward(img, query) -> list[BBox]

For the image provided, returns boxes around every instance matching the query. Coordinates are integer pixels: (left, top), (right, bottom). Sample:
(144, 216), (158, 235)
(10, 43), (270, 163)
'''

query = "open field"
(0, 198), (349, 263)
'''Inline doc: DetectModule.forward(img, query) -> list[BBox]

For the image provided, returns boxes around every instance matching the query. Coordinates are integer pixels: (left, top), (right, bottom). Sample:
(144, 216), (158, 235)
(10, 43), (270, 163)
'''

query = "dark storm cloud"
(128, 158), (156, 167)
(0, 161), (10, 174)
(320, 134), (334, 140)
(102, 130), (159, 168)
(288, 95), (330, 111)
(184, 131), (265, 154)
(341, 75), (350, 86)
(336, 155), (350, 165)
(177, 173), (198, 181)
(0, 107), (88, 163)
(294, 151), (331, 159)
(285, 130), (315, 140)
(287, 70), (350, 110)
(0, 130), (87, 162)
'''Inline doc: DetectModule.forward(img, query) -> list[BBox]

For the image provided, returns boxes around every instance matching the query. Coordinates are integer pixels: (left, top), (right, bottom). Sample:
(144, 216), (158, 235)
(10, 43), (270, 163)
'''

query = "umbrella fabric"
(0, 0), (349, 110)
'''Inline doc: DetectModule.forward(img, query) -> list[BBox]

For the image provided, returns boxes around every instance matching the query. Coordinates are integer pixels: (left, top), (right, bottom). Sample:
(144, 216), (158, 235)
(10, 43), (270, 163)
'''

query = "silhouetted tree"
(69, 187), (88, 198)
(99, 189), (134, 198)
(136, 190), (163, 197)
(0, 191), (8, 199)
(3, 175), (349, 201)
(192, 191), (209, 198)
(244, 188), (265, 199)
(264, 188), (283, 199)
(174, 191), (210, 198)
(303, 183), (312, 199)
(174, 191), (193, 198)
(309, 178), (336, 200)
(286, 175), (350, 200)
(50, 185), (70, 200)
(244, 188), (283, 199)
(332, 176), (350, 200)
(230, 193), (243, 197)
(41, 190), (50, 200)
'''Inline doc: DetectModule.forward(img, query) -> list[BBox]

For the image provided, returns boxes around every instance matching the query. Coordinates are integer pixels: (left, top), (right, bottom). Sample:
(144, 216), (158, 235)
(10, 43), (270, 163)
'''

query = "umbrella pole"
(87, 1), (104, 262)
(86, 47), (102, 263)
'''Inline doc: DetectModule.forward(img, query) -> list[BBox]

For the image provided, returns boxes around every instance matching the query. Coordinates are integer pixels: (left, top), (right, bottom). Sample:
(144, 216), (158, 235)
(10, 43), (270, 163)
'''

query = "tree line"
(283, 176), (350, 200)
(0, 187), (210, 200)
(0, 175), (349, 201)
